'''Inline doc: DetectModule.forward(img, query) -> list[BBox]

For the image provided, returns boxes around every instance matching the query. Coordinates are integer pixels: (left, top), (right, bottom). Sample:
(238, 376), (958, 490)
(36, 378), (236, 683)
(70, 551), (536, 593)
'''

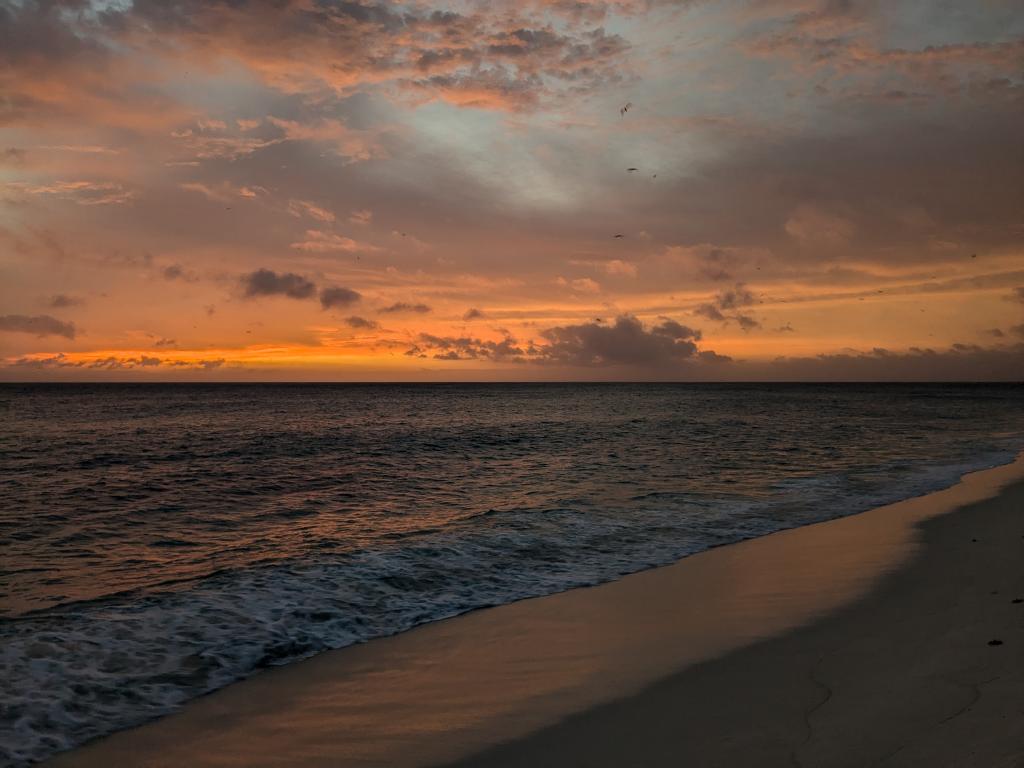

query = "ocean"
(1, 383), (1022, 766)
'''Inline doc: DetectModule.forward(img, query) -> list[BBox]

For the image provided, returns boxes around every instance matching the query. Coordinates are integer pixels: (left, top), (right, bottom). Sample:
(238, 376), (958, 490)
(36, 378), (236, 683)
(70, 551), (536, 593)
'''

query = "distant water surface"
(1, 383), (1022, 766)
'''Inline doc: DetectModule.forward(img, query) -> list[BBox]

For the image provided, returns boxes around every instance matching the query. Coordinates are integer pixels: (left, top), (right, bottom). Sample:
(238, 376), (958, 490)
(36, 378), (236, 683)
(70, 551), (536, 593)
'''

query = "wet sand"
(48, 456), (1024, 768)
(452, 469), (1024, 768)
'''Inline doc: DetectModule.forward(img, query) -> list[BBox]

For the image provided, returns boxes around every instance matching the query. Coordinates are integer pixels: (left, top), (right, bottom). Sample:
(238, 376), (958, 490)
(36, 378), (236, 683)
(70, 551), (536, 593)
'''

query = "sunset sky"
(1, 0), (1022, 381)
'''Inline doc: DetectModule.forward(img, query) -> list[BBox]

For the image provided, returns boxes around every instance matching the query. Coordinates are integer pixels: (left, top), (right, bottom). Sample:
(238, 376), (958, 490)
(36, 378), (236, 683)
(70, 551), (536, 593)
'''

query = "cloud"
(380, 302), (432, 314)
(785, 205), (855, 247)
(742, 4), (1024, 107)
(556, 276), (601, 293)
(40, 144), (119, 155)
(1008, 287), (1024, 304)
(49, 294), (83, 308)
(179, 181), (265, 202)
(406, 333), (525, 361)
(6, 353), (225, 371)
(153, 338), (177, 348)
(407, 316), (711, 367)
(6, 180), (133, 206)
(463, 307), (486, 320)
(290, 230), (378, 253)
(695, 303), (727, 322)
(716, 284), (756, 311)
(735, 313), (761, 332)
(162, 264), (197, 282)
(319, 286), (362, 309)
(241, 269), (317, 300)
(345, 316), (379, 329)
(537, 315), (705, 367)
(288, 200), (336, 223)
(0, 314), (76, 339)
(0, 0), (635, 132)
(699, 350), (733, 363)
(603, 259), (638, 277)
(402, 25), (631, 111)
(1, 0), (1020, 385)
(196, 359), (226, 371)
(754, 344), (1024, 382)
(694, 283), (761, 329)
(172, 129), (284, 162)
(697, 248), (735, 282)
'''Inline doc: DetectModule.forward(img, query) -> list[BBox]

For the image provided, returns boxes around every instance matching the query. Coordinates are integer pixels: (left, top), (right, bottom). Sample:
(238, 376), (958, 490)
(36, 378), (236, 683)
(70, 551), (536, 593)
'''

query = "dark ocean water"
(1, 383), (1023, 765)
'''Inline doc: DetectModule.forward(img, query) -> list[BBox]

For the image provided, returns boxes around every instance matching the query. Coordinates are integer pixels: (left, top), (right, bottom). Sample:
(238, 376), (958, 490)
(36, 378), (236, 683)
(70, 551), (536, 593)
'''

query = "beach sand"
(47, 457), (1024, 768)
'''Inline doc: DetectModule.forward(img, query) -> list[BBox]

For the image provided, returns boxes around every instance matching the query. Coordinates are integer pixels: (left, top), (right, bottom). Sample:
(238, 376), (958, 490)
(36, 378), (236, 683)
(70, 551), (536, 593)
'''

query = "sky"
(1, 0), (1022, 381)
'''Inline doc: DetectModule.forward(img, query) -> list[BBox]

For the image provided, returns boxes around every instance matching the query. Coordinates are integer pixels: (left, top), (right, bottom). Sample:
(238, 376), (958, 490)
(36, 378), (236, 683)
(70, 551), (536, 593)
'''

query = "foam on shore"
(45, 453), (1024, 768)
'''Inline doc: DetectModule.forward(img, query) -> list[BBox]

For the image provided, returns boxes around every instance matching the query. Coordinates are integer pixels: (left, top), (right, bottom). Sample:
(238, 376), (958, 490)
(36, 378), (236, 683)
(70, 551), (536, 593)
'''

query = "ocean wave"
(1, 447), (1018, 767)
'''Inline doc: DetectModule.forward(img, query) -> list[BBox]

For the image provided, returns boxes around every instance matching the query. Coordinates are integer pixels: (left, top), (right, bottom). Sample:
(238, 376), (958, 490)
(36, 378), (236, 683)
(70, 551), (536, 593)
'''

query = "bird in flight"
(612, 234), (624, 238)
(627, 167), (638, 172)
(620, 102), (633, 117)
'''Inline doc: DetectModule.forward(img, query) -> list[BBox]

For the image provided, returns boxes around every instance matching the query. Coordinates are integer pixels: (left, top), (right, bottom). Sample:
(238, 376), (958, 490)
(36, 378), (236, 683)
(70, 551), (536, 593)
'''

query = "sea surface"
(1, 383), (1023, 766)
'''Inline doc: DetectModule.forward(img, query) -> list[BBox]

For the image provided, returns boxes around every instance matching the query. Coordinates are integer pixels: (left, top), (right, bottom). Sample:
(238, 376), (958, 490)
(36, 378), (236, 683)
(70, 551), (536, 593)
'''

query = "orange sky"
(1, 0), (1022, 380)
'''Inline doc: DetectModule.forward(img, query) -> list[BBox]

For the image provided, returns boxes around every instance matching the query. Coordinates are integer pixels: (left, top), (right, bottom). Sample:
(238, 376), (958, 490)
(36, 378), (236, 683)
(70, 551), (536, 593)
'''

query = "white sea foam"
(1, 449), (1017, 767)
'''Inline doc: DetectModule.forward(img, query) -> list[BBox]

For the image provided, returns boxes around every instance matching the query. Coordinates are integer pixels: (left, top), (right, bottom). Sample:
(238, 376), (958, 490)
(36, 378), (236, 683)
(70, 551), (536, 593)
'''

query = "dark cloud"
(7, 353), (225, 371)
(2, 0), (633, 119)
(752, 344), (1024, 382)
(651, 318), (701, 340)
(698, 248), (733, 281)
(241, 269), (316, 300)
(380, 302), (432, 314)
(695, 303), (727, 322)
(412, 338), (1022, 380)
(463, 307), (485, 320)
(716, 284), (756, 310)
(694, 283), (761, 329)
(673, 105), (1024, 261)
(735, 313), (761, 332)
(162, 264), (197, 282)
(345, 316), (379, 329)
(401, 316), (718, 370)
(319, 286), (362, 309)
(538, 315), (704, 367)
(407, 332), (525, 361)
(403, 23), (629, 109)
(699, 349), (733, 363)
(153, 337), (177, 347)
(0, 313), (76, 339)
(49, 294), (83, 308)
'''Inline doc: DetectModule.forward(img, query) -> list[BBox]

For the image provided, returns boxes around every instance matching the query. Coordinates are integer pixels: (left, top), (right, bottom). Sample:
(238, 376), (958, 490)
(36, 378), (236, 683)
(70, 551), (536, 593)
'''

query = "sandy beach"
(454, 467), (1024, 768)
(47, 456), (1024, 768)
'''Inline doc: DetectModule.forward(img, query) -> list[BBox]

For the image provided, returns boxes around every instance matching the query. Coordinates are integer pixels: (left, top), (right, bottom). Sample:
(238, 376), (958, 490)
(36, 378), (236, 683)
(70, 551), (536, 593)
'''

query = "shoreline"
(46, 455), (1024, 767)
(451, 462), (1024, 768)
